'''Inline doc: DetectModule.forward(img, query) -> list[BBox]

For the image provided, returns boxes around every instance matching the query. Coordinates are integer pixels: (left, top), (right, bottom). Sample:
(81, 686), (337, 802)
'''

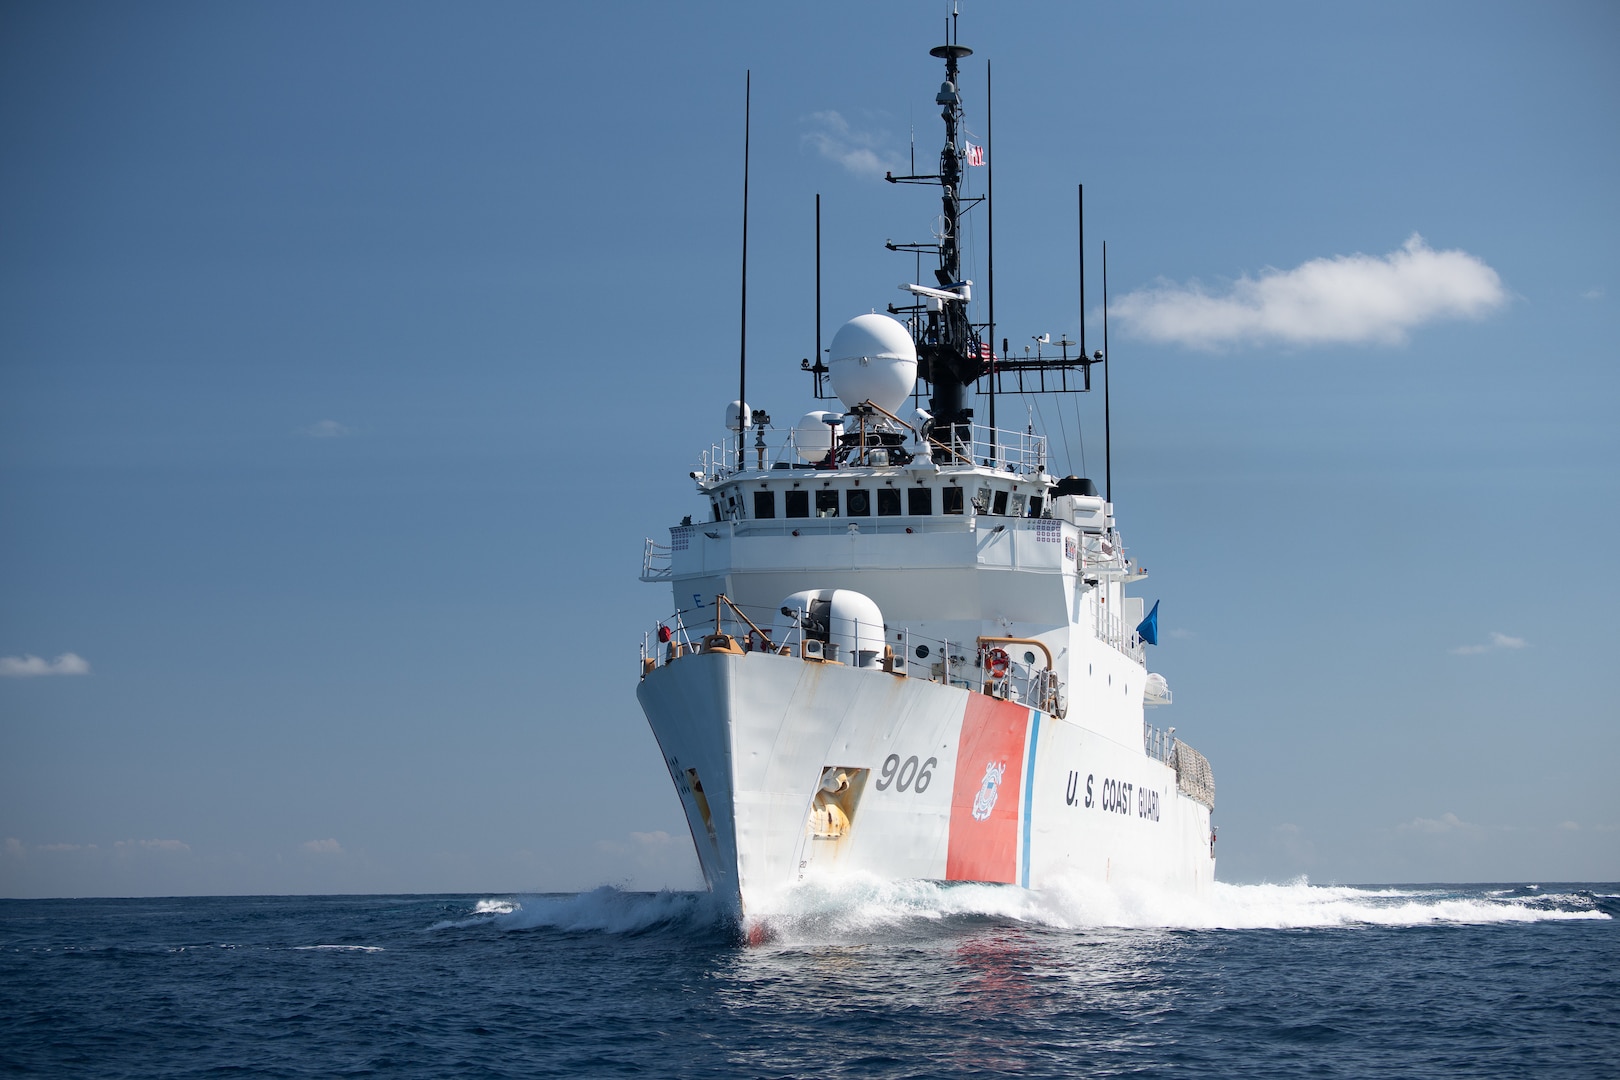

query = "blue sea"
(2, 879), (1616, 1078)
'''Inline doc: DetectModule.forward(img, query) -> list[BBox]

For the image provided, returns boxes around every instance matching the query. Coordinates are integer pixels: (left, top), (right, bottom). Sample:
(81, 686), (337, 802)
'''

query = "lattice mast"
(807, 28), (1105, 451)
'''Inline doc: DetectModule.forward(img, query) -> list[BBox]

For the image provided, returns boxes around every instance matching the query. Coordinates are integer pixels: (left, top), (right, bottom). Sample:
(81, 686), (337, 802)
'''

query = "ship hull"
(638, 650), (1214, 918)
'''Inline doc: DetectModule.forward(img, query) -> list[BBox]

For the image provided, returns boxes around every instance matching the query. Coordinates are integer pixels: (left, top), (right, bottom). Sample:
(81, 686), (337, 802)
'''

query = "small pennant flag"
(964, 142), (985, 166)
(1136, 600), (1160, 646)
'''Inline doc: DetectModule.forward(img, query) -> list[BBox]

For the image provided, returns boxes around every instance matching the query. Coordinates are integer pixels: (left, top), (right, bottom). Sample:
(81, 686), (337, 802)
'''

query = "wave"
(438, 877), (1612, 941)
(430, 887), (733, 937)
(1028, 877), (1613, 931)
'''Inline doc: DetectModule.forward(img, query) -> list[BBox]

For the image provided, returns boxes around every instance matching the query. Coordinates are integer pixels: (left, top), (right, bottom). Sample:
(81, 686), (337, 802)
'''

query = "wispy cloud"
(0, 653), (90, 677)
(1113, 234), (1506, 349)
(301, 838), (344, 855)
(114, 838), (191, 853)
(801, 110), (901, 178)
(298, 419), (354, 438)
(1580, 286), (1604, 301)
(1449, 631), (1529, 656)
(1397, 811), (1472, 835)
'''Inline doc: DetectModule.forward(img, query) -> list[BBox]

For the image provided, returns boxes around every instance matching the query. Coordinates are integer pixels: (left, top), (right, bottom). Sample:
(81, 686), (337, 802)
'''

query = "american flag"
(964, 141), (985, 166)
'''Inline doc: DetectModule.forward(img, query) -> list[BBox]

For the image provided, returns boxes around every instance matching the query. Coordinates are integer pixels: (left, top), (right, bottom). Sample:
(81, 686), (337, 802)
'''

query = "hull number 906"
(875, 753), (937, 794)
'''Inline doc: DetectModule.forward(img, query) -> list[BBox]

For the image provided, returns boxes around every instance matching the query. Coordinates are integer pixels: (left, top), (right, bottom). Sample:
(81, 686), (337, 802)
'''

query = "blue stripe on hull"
(1020, 708), (1042, 888)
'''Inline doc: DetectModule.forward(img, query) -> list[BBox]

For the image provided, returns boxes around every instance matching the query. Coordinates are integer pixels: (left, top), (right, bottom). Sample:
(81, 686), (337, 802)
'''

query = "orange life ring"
(985, 647), (1011, 680)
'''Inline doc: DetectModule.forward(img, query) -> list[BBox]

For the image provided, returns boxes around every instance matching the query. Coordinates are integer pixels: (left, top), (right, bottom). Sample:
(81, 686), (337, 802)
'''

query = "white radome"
(793, 410), (840, 463)
(828, 314), (917, 414)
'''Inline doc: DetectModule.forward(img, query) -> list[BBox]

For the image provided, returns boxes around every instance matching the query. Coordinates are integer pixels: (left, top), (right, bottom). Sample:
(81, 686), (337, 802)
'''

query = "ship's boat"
(637, 28), (1215, 921)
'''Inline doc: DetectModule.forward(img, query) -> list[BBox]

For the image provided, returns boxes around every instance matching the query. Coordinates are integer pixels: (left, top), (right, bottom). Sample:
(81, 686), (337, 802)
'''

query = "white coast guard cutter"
(637, 30), (1216, 920)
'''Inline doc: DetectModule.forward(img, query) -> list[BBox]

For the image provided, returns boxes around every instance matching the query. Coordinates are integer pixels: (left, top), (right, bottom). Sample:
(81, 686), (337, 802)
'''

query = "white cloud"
(115, 838), (191, 853)
(801, 110), (901, 178)
(1113, 234), (1506, 349)
(301, 838), (344, 855)
(1397, 812), (1471, 835)
(298, 419), (353, 438)
(1580, 287), (1604, 300)
(1449, 631), (1529, 656)
(0, 653), (91, 677)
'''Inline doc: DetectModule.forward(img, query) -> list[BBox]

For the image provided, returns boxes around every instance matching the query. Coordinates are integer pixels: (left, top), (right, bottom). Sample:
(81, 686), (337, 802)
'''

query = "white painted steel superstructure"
(636, 28), (1215, 921)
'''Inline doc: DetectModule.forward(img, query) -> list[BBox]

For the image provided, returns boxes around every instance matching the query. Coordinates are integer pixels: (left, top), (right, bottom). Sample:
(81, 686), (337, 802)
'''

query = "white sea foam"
(432, 888), (729, 935)
(748, 873), (1610, 938)
(496, 887), (727, 934)
(435, 878), (1608, 940)
(292, 944), (384, 952)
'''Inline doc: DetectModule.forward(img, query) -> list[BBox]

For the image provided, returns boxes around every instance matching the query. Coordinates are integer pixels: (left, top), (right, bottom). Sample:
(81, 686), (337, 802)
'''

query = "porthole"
(915, 644), (930, 659)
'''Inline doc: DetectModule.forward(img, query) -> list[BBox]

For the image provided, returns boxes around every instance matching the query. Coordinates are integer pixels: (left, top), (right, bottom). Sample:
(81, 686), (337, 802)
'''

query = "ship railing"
(1078, 532), (1129, 574)
(1143, 721), (1176, 766)
(638, 600), (1066, 714)
(694, 420), (1047, 480)
(958, 423), (1047, 475)
(1093, 607), (1147, 663)
(639, 538), (673, 581)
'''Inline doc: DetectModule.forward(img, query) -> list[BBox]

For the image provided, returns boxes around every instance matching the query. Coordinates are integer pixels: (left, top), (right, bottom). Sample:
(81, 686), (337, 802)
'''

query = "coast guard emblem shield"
(971, 761), (1005, 821)
(945, 695), (1031, 883)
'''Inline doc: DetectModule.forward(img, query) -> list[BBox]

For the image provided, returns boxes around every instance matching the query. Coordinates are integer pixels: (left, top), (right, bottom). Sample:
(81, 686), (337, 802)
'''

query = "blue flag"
(1136, 600), (1159, 646)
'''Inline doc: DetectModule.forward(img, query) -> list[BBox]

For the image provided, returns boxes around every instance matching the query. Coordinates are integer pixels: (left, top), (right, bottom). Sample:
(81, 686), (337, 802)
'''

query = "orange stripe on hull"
(945, 695), (1032, 883)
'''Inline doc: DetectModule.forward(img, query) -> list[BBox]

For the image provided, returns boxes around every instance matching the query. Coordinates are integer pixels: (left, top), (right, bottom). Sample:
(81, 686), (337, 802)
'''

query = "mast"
(1104, 241), (1112, 502)
(986, 59), (995, 453)
(919, 41), (976, 435)
(852, 29), (1098, 434)
(737, 71), (751, 462)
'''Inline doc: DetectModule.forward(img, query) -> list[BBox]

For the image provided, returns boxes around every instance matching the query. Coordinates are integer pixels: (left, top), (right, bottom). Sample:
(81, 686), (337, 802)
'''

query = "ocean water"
(2, 880), (1616, 1078)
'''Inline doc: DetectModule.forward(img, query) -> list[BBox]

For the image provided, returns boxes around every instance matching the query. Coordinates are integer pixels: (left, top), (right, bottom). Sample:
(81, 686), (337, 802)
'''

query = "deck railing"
(637, 599), (1066, 715)
(1144, 721), (1176, 765)
(697, 420), (1047, 480)
(640, 538), (672, 581)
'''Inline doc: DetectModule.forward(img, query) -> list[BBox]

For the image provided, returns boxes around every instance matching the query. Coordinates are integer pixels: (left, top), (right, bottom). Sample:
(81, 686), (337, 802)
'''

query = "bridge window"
(846, 489), (870, 516)
(943, 487), (964, 515)
(877, 489), (901, 516)
(753, 491), (776, 519)
(815, 490), (839, 517)
(1010, 492), (1026, 517)
(785, 490), (809, 518)
(1029, 495), (1044, 518)
(992, 489), (1009, 516)
(908, 487), (932, 515)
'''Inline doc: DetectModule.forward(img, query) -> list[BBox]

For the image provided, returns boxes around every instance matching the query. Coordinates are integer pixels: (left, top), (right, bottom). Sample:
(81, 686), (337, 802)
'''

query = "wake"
(436, 876), (1612, 939)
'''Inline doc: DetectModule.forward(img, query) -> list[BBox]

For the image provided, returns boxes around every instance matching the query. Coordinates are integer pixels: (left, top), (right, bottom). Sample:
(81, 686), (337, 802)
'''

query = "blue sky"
(2, 1), (1616, 898)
